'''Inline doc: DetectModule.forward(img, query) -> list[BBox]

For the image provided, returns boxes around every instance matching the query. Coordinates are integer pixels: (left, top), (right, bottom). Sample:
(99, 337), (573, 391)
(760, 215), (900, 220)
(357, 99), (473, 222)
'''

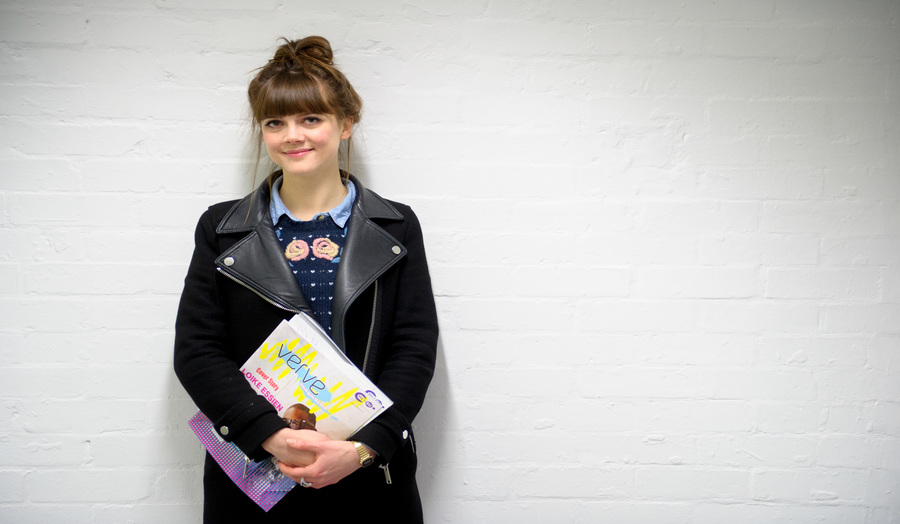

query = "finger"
(276, 462), (307, 483)
(287, 464), (313, 478)
(286, 437), (310, 449)
(278, 460), (325, 485)
(286, 438), (324, 453)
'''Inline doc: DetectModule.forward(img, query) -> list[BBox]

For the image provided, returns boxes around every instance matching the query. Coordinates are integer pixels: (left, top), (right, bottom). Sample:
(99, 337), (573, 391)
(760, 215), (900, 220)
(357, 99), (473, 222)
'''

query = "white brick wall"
(1, 0), (898, 522)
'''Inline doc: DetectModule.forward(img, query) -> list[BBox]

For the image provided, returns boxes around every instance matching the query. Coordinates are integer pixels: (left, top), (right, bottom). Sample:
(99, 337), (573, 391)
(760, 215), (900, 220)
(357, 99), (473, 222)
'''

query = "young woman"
(174, 36), (438, 522)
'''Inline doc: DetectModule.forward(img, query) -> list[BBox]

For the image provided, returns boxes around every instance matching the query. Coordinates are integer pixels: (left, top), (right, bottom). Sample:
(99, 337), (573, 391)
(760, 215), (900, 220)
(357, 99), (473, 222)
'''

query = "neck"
(278, 169), (347, 221)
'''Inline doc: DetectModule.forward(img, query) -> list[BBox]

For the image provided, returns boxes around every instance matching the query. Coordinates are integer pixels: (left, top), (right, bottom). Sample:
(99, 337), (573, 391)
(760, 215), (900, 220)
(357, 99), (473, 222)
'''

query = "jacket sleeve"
(349, 206), (439, 463)
(173, 207), (286, 461)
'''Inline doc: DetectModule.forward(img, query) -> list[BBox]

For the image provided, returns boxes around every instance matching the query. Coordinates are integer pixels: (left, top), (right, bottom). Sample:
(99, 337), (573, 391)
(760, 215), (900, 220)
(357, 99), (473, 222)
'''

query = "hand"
(276, 436), (368, 489)
(261, 428), (317, 468)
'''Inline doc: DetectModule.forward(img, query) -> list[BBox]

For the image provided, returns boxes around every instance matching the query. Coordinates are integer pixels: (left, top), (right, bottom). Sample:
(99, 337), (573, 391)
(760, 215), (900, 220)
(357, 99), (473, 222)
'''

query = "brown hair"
(247, 36), (362, 184)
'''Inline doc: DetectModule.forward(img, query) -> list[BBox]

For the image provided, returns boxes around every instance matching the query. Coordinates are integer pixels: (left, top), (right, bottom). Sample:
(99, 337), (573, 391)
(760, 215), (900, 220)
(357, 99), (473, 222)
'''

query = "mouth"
(283, 148), (311, 158)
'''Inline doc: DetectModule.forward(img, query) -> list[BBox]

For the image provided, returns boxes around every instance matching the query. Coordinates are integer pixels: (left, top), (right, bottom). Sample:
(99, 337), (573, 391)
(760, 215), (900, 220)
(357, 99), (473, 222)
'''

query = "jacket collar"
(217, 172), (403, 234)
(214, 173), (407, 349)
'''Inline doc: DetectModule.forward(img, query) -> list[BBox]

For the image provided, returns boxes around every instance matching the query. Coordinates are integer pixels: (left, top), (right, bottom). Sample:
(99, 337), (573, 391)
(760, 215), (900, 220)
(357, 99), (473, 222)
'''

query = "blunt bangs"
(252, 72), (337, 121)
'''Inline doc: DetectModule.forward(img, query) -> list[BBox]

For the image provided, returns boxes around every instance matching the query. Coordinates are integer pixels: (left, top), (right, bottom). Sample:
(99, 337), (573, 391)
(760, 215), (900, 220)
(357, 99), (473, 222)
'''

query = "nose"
(284, 121), (304, 142)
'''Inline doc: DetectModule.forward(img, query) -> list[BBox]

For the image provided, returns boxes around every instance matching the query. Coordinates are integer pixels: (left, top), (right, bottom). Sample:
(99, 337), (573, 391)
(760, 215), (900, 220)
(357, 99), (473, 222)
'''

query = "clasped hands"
(261, 428), (364, 489)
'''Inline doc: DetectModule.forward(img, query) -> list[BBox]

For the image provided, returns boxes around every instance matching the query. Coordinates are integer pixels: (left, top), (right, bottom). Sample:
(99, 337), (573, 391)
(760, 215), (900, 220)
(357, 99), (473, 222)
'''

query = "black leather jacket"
(174, 174), (438, 469)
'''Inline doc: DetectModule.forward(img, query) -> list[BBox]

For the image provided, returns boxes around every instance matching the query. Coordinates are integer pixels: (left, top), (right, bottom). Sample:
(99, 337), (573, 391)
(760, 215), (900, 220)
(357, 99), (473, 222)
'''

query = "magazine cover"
(189, 312), (393, 511)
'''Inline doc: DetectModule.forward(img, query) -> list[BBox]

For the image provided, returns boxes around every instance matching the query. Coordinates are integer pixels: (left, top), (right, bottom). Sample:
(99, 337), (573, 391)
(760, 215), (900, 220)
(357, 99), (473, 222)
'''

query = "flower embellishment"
(284, 239), (310, 261)
(312, 237), (340, 260)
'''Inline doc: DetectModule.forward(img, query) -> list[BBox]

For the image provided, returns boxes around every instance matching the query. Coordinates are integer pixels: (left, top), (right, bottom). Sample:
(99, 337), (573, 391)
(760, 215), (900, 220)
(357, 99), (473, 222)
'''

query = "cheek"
(315, 130), (343, 149)
(261, 135), (283, 164)
(262, 135), (283, 158)
(306, 130), (327, 145)
(262, 134), (279, 150)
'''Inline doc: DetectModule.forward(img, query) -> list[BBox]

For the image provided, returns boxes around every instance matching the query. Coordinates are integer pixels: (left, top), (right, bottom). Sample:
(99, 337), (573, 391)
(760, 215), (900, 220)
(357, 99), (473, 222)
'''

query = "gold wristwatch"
(351, 441), (375, 468)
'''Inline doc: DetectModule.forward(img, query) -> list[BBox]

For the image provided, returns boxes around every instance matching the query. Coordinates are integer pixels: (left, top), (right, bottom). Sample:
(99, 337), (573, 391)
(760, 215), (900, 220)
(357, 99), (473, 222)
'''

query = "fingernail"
(287, 439), (296, 445)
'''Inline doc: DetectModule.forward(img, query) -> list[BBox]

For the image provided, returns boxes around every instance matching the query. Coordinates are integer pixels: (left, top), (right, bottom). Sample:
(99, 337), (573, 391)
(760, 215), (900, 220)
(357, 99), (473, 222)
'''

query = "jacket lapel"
(214, 180), (312, 315)
(331, 176), (406, 347)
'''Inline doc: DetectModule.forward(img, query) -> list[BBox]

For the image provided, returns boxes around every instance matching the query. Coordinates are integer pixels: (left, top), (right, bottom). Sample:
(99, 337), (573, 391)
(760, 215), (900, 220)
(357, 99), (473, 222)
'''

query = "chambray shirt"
(269, 177), (356, 227)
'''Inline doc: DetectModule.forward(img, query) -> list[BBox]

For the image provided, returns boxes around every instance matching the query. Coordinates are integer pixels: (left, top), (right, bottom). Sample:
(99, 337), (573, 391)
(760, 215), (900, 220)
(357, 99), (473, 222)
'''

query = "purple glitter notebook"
(189, 411), (296, 511)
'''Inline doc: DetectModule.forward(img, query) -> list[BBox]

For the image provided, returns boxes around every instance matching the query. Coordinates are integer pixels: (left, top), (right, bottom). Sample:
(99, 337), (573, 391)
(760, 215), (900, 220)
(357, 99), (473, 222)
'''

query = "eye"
(302, 116), (321, 125)
(262, 119), (282, 128)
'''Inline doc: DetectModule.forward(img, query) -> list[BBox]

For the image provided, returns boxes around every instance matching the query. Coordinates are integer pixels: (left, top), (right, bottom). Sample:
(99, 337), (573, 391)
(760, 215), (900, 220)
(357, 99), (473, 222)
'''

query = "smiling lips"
(283, 148), (311, 158)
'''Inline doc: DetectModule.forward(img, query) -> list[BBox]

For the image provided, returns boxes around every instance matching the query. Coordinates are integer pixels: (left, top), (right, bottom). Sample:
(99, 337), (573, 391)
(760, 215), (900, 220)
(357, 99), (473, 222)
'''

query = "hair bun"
(294, 36), (333, 64)
(271, 36), (334, 68)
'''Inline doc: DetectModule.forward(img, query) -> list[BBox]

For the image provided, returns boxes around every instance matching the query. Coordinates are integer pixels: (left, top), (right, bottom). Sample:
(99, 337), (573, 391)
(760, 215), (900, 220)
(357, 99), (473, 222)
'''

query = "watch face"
(361, 456), (374, 468)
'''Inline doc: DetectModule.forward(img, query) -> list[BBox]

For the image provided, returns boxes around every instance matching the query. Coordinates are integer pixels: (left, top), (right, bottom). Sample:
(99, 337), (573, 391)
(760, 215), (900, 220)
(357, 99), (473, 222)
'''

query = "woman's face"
(260, 113), (351, 179)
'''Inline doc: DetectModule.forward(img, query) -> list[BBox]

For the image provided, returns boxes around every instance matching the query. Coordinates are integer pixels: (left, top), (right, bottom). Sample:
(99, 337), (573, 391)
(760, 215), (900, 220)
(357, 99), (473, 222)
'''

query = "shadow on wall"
(163, 366), (207, 515)
(413, 338), (452, 502)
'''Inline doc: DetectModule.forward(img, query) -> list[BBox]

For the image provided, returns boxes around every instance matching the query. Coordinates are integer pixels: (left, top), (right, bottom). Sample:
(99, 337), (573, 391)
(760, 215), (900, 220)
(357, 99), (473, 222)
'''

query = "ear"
(340, 117), (353, 140)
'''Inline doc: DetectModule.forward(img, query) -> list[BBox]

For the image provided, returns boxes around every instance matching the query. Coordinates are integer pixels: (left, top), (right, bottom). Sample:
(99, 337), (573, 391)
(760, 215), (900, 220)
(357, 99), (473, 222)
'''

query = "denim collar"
(269, 176), (356, 228)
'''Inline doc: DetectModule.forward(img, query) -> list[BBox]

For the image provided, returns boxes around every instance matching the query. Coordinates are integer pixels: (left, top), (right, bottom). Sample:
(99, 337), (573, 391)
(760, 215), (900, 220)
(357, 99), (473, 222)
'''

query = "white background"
(1, 1), (899, 522)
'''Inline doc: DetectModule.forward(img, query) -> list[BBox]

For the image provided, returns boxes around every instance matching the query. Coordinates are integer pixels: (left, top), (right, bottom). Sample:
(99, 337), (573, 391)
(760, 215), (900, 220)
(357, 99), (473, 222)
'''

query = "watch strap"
(351, 441), (375, 468)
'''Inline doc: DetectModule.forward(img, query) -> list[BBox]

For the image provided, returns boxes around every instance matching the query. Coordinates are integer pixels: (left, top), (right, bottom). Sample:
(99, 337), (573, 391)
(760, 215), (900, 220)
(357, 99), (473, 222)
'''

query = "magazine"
(189, 313), (393, 511)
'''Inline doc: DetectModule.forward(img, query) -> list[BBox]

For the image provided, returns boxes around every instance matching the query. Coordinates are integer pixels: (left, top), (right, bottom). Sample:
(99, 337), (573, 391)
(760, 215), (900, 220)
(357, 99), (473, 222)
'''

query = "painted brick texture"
(1, 1), (898, 522)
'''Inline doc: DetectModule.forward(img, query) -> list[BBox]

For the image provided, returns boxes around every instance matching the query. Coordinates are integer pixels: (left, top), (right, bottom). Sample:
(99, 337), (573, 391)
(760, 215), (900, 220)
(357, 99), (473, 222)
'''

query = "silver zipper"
(379, 463), (392, 485)
(217, 267), (303, 314)
(361, 279), (378, 375)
